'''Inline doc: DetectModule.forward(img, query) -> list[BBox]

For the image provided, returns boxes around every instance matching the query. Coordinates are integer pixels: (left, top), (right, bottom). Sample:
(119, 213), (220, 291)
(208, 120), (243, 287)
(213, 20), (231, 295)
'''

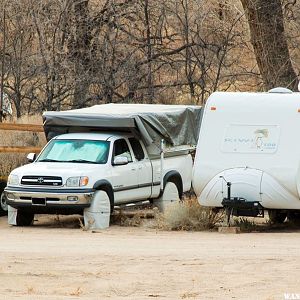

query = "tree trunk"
(72, 0), (91, 108)
(144, 0), (154, 103)
(240, 0), (298, 91)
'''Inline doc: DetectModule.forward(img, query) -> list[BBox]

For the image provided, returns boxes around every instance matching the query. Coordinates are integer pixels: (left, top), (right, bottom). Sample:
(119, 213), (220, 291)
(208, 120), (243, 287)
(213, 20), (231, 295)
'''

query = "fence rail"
(0, 146), (42, 153)
(0, 123), (44, 154)
(0, 123), (43, 132)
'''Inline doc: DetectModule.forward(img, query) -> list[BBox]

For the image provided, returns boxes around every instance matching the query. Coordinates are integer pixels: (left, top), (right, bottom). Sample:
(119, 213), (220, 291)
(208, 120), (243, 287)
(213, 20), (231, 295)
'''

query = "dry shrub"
(111, 199), (223, 231)
(154, 198), (223, 231)
(0, 115), (46, 177)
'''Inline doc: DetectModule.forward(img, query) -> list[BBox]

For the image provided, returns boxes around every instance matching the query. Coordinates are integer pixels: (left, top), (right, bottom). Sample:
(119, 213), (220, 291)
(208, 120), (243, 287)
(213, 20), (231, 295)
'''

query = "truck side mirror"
(27, 153), (36, 163)
(113, 156), (128, 166)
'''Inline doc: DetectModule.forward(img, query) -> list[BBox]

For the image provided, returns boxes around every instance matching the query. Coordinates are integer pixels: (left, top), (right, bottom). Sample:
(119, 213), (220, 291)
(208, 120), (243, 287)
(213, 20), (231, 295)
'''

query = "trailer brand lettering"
(222, 125), (279, 153)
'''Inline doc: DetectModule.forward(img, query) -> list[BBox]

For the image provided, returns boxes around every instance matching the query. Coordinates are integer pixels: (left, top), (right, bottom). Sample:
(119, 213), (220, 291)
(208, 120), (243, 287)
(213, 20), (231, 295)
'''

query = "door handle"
(131, 168), (136, 171)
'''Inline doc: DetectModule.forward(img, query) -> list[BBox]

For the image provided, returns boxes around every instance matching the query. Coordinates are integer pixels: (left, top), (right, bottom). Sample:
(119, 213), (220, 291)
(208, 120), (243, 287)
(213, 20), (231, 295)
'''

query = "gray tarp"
(43, 104), (201, 156)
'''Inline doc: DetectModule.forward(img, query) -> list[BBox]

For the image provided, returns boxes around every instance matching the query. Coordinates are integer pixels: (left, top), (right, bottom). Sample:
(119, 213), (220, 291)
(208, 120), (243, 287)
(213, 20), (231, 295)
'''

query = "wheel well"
(93, 180), (114, 212)
(0, 179), (7, 193)
(163, 171), (183, 199)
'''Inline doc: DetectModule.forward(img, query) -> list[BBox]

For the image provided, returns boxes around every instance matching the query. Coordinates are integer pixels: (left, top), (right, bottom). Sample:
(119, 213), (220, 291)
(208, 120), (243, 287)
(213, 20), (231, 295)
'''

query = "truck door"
(111, 138), (140, 203)
(128, 138), (152, 199)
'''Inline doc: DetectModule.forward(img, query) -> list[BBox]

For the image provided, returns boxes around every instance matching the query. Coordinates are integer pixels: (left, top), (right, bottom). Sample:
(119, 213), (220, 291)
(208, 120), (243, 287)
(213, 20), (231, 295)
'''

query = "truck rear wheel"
(268, 209), (287, 224)
(0, 193), (8, 216)
(16, 210), (34, 226)
(153, 182), (180, 212)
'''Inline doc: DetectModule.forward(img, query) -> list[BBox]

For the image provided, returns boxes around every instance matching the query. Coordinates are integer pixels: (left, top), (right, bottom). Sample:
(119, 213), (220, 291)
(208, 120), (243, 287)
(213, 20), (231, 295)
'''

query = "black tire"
(0, 193), (8, 216)
(287, 211), (300, 225)
(268, 209), (287, 224)
(0, 179), (7, 216)
(16, 210), (34, 226)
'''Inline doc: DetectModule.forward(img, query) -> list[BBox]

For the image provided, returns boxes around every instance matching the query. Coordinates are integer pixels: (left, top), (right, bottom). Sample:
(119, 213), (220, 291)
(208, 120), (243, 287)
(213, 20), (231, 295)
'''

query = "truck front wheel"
(0, 193), (8, 216)
(16, 210), (34, 226)
(83, 190), (111, 230)
(268, 209), (287, 224)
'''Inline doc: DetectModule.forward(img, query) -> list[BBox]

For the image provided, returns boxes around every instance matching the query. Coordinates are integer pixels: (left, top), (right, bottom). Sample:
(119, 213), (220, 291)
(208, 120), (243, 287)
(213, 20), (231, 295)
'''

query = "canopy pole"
(160, 139), (165, 191)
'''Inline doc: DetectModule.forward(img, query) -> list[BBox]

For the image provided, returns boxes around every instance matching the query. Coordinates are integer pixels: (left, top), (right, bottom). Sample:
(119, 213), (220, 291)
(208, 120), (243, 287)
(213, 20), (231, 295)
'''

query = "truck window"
(129, 138), (145, 161)
(113, 139), (132, 162)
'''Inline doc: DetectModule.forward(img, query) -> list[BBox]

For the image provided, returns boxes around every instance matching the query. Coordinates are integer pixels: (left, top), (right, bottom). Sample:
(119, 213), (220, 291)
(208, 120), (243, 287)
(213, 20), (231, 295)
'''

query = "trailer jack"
(220, 178), (264, 225)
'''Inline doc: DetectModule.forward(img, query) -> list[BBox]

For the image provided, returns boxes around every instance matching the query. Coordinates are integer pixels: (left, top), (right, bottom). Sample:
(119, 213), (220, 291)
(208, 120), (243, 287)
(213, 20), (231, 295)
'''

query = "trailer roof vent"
(268, 87), (293, 94)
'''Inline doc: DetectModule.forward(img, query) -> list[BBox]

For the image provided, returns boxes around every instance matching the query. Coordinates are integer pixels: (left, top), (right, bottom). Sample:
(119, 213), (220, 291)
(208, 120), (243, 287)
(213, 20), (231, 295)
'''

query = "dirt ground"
(0, 215), (300, 300)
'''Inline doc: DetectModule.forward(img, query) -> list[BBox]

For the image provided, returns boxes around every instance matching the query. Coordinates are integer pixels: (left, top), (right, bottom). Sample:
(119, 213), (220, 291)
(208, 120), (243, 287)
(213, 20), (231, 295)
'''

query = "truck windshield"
(37, 139), (110, 164)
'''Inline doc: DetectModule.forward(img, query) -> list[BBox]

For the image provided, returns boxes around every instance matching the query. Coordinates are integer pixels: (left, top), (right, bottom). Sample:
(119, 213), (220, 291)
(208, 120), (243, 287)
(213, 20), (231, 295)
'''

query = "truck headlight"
(8, 174), (19, 185)
(66, 176), (89, 187)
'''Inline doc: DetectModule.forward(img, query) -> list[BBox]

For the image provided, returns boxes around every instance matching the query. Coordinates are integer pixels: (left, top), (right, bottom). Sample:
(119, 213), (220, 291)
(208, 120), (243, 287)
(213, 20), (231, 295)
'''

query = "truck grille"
(21, 176), (63, 186)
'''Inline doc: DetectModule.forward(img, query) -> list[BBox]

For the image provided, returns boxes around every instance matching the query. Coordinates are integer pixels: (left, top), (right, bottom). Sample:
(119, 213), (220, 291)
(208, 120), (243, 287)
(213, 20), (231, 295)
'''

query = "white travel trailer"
(192, 88), (300, 222)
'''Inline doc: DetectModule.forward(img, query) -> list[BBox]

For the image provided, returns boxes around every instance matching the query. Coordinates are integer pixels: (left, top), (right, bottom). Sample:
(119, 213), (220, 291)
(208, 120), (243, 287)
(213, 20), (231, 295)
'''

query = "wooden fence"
(0, 123), (44, 154)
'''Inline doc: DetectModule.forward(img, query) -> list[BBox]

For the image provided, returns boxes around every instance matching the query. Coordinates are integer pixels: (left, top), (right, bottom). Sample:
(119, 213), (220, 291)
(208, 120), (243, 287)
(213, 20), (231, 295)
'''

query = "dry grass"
(0, 115), (46, 177)
(110, 198), (223, 231)
(111, 209), (152, 227)
(233, 217), (259, 232)
(152, 198), (224, 231)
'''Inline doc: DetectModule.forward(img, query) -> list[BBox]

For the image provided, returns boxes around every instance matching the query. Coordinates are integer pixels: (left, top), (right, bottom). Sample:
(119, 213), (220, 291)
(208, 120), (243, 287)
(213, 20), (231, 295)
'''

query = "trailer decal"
(222, 124), (279, 153)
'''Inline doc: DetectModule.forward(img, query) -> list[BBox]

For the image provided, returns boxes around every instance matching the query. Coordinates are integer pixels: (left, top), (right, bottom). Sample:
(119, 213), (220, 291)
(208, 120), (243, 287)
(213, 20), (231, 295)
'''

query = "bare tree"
(2, 1), (38, 117)
(30, 0), (74, 112)
(1, 0), (283, 117)
(240, 0), (298, 91)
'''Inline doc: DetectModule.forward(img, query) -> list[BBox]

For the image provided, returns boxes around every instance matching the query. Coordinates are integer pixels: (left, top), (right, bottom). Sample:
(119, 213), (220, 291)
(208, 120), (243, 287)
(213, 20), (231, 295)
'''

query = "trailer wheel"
(16, 210), (34, 226)
(287, 211), (300, 225)
(268, 209), (287, 224)
(0, 193), (8, 216)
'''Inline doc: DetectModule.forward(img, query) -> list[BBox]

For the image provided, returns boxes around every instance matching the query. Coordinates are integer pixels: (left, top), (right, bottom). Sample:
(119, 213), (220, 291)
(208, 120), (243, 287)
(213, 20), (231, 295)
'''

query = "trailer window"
(129, 138), (145, 161)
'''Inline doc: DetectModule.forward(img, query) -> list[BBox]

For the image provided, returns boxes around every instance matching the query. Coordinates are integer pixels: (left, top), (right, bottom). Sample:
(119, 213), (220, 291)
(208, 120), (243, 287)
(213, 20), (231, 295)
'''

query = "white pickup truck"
(5, 104), (200, 227)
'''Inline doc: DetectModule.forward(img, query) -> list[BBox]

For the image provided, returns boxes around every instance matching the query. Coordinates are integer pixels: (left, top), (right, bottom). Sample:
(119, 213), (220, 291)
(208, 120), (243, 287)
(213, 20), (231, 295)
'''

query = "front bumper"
(4, 186), (94, 213)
